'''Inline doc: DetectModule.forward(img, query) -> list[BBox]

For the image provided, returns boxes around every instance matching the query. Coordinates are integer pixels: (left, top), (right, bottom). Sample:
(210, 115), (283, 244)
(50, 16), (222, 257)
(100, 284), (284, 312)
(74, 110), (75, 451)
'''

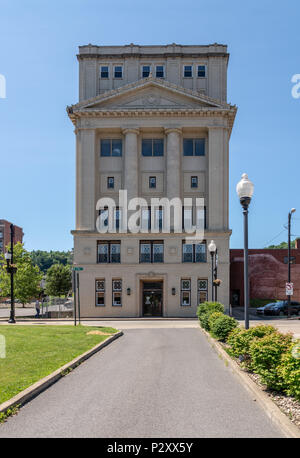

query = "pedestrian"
(35, 299), (40, 318)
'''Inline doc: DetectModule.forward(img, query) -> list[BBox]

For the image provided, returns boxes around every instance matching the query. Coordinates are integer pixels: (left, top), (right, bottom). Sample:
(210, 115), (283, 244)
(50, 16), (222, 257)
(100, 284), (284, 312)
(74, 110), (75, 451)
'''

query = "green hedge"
(249, 332), (293, 391)
(227, 325), (277, 369)
(278, 341), (300, 400)
(197, 301), (300, 401)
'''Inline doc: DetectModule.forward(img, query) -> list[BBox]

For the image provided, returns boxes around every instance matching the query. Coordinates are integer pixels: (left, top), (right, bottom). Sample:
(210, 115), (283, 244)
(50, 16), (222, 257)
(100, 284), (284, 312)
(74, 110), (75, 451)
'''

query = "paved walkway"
(0, 327), (283, 438)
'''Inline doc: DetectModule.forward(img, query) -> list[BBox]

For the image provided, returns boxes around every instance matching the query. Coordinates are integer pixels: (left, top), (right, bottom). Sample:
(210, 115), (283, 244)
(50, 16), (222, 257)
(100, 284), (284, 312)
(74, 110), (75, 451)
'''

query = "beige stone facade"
(67, 44), (237, 318)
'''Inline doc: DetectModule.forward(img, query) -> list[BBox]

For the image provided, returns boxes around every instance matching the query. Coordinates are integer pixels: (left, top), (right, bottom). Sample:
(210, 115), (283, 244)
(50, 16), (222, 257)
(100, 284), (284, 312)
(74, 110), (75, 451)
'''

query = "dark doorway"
(142, 281), (163, 317)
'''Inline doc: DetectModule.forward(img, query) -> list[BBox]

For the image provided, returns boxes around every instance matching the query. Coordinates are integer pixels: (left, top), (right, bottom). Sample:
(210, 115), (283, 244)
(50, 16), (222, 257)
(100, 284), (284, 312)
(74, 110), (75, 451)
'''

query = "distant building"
(230, 239), (300, 305)
(0, 220), (24, 253)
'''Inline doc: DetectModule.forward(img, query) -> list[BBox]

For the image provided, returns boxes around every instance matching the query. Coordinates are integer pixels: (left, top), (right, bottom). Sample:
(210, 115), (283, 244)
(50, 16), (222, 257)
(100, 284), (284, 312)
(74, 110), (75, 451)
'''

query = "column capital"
(122, 127), (140, 135)
(164, 127), (182, 135)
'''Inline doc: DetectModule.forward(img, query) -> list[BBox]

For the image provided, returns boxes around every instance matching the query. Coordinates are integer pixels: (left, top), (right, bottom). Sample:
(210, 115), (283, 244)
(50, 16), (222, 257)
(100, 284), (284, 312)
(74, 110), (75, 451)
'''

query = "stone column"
(76, 129), (96, 231)
(208, 127), (228, 230)
(165, 128), (181, 200)
(122, 128), (139, 202)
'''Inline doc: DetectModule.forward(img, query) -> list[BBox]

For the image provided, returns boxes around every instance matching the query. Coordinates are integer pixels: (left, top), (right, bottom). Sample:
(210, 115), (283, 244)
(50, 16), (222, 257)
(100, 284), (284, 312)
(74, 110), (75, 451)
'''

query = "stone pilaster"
(76, 129), (96, 230)
(208, 126), (228, 230)
(122, 128), (139, 202)
(165, 128), (182, 200)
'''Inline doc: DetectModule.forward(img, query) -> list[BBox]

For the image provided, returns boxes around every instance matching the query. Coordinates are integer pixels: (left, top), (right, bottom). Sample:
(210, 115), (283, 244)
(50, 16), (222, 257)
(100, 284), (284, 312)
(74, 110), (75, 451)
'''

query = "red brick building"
(230, 239), (300, 306)
(0, 220), (24, 254)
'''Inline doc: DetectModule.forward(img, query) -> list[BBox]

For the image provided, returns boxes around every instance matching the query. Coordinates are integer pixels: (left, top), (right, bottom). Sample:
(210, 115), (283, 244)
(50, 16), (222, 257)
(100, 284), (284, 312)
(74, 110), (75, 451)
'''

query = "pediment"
(71, 78), (230, 112)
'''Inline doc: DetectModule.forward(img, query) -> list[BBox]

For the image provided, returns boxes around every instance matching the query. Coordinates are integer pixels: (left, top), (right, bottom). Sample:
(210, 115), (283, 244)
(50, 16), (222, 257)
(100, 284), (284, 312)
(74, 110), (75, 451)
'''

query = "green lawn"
(0, 325), (118, 404)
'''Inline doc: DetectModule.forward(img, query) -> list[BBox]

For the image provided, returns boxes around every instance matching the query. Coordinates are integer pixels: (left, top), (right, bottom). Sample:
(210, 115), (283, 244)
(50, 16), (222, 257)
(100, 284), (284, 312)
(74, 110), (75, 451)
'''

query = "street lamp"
(236, 173), (254, 330)
(5, 224), (17, 324)
(208, 240), (217, 302)
(287, 208), (296, 318)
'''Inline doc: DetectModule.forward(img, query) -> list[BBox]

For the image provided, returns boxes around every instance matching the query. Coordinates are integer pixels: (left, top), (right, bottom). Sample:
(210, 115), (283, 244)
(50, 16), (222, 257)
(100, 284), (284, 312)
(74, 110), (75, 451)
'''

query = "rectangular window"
(149, 176), (156, 189)
(191, 176), (198, 188)
(100, 139), (122, 157)
(112, 279), (122, 306)
(140, 241), (164, 263)
(142, 139), (164, 156)
(142, 65), (150, 78)
(107, 177), (114, 189)
(183, 207), (193, 231)
(96, 279), (105, 306)
(155, 65), (164, 78)
(184, 65), (193, 78)
(100, 66), (109, 78)
(182, 242), (206, 263)
(114, 66), (123, 78)
(97, 242), (121, 263)
(198, 279), (208, 304)
(183, 138), (205, 156)
(155, 208), (163, 231)
(141, 207), (151, 231)
(197, 65), (206, 78)
(181, 279), (191, 306)
(196, 206), (207, 230)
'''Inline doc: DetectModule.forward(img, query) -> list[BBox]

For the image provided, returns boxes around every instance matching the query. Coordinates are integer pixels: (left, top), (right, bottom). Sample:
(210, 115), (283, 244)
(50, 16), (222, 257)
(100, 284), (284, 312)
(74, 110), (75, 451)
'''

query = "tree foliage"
(0, 243), (43, 306)
(266, 240), (296, 249)
(45, 263), (72, 297)
(30, 250), (73, 274)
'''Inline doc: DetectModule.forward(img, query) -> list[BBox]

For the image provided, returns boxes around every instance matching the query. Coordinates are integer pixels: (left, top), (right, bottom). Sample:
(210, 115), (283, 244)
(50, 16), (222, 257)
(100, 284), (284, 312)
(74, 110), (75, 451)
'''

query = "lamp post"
(236, 173), (254, 330)
(287, 208), (296, 318)
(5, 224), (16, 324)
(214, 248), (218, 302)
(208, 240), (217, 302)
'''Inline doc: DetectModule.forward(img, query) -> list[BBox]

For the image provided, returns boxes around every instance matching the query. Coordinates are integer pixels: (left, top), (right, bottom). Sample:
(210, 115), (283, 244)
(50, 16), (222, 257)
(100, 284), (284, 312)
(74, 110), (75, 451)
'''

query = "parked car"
(256, 303), (276, 315)
(264, 301), (300, 316)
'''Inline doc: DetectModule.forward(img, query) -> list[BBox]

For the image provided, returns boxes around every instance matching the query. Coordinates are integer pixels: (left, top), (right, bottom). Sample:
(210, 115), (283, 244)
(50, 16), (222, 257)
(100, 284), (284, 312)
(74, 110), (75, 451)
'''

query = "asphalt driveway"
(0, 327), (283, 438)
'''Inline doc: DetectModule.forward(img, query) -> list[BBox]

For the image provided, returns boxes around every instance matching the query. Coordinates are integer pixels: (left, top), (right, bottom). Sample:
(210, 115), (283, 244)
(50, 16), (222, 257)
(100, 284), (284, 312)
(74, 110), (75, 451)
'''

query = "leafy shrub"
(278, 340), (300, 400)
(197, 302), (224, 319)
(249, 332), (293, 390)
(197, 302), (225, 331)
(208, 312), (224, 330)
(210, 315), (238, 341)
(227, 325), (277, 369)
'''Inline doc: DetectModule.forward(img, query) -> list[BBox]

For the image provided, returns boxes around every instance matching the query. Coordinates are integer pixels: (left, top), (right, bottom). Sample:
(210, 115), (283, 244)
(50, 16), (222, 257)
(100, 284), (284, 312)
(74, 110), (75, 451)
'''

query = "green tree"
(31, 250), (73, 273)
(45, 264), (72, 297)
(266, 240), (295, 249)
(0, 243), (43, 307)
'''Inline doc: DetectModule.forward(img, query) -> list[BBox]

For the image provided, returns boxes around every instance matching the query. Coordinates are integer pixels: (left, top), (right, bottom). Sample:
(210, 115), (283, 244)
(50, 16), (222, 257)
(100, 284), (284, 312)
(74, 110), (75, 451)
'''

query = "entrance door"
(142, 282), (163, 317)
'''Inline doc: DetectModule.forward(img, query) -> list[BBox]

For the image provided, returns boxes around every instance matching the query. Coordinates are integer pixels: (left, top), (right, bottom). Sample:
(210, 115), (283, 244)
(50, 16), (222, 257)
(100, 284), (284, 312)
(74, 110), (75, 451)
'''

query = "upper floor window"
(197, 65), (206, 78)
(99, 207), (122, 231)
(191, 176), (198, 188)
(142, 65), (151, 78)
(184, 65), (193, 78)
(142, 139), (164, 157)
(155, 65), (164, 78)
(183, 138), (205, 156)
(107, 177), (114, 189)
(97, 241), (121, 263)
(140, 241), (164, 263)
(182, 242), (206, 263)
(100, 66), (109, 78)
(100, 139), (122, 157)
(114, 66), (123, 79)
(149, 177), (156, 189)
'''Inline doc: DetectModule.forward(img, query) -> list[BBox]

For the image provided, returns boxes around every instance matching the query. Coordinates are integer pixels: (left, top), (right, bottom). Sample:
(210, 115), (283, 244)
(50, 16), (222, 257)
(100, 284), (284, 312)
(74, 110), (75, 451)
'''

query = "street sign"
(73, 267), (84, 271)
(286, 282), (294, 296)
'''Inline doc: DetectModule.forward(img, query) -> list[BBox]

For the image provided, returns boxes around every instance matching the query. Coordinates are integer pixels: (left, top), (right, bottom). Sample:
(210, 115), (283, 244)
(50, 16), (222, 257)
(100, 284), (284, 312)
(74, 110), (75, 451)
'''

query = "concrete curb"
(199, 326), (300, 439)
(0, 331), (123, 415)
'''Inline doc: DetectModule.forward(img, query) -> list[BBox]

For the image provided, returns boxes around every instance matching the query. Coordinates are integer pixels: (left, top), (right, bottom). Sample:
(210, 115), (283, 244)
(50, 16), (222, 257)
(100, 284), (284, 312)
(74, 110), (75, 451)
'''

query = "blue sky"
(0, 0), (299, 251)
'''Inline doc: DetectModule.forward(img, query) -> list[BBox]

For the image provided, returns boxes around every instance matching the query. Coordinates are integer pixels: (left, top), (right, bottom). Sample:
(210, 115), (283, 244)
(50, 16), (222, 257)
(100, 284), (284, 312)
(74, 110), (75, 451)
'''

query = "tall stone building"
(67, 43), (237, 317)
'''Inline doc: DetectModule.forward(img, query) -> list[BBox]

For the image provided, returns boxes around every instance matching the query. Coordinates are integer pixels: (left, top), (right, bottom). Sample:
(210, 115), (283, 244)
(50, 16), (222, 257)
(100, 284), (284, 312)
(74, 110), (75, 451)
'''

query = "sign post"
(73, 268), (83, 326)
(286, 282), (294, 296)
